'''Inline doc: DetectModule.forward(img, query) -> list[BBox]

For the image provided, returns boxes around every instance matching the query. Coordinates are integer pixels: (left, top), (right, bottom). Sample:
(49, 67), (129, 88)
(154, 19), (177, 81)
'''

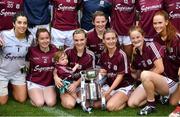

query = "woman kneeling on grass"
(0, 12), (34, 105)
(26, 28), (58, 107)
(127, 26), (164, 108)
(94, 28), (134, 111)
(135, 10), (180, 116)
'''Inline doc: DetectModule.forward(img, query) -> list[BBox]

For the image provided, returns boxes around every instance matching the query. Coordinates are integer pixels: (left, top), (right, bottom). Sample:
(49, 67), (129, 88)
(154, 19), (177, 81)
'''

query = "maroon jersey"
(0, 0), (23, 31)
(65, 47), (95, 80)
(87, 29), (104, 64)
(163, 34), (180, 82)
(51, 0), (80, 31)
(136, 0), (165, 38)
(26, 44), (58, 86)
(55, 64), (74, 81)
(132, 42), (164, 70)
(99, 48), (134, 88)
(165, 0), (180, 32)
(109, 0), (136, 35)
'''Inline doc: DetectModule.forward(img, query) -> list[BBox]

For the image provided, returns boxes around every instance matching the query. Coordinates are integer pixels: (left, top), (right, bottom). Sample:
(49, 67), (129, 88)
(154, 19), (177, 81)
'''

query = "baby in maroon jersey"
(53, 50), (80, 101)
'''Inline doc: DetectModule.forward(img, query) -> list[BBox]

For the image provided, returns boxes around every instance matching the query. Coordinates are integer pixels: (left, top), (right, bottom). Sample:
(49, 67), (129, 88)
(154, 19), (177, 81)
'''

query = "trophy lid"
(86, 70), (97, 80)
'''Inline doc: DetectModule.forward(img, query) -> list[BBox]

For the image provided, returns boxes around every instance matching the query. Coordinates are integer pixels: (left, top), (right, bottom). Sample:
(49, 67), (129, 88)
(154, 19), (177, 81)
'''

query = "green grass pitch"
(0, 97), (175, 116)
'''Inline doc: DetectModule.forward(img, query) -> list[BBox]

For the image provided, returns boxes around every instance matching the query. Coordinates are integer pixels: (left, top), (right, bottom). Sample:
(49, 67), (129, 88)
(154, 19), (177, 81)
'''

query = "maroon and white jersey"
(26, 44), (58, 86)
(162, 34), (180, 82)
(136, 0), (165, 38)
(55, 64), (73, 81)
(165, 0), (180, 32)
(0, 0), (23, 31)
(98, 48), (134, 88)
(65, 47), (95, 81)
(87, 29), (104, 65)
(153, 34), (167, 46)
(51, 0), (80, 31)
(109, 0), (136, 35)
(132, 42), (164, 70)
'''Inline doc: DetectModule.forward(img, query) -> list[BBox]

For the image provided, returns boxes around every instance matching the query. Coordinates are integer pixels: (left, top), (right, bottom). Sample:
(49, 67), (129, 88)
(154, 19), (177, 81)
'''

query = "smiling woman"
(53, 28), (95, 109)
(26, 28), (58, 107)
(0, 12), (34, 105)
(87, 11), (107, 65)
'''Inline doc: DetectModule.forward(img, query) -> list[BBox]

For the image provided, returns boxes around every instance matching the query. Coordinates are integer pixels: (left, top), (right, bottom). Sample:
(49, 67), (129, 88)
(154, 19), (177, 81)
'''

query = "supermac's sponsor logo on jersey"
(176, 2), (180, 9)
(34, 65), (54, 72)
(141, 4), (162, 12)
(57, 4), (76, 11)
(0, 9), (16, 16)
(115, 4), (134, 12)
(4, 53), (25, 61)
(169, 11), (180, 19)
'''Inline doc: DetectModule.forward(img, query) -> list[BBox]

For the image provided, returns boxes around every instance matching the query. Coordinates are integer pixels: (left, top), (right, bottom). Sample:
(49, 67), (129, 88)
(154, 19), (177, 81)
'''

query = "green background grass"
(0, 97), (175, 116)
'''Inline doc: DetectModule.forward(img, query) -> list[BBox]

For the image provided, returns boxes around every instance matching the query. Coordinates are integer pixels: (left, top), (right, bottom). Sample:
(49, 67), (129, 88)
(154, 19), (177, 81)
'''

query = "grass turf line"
(0, 97), (175, 116)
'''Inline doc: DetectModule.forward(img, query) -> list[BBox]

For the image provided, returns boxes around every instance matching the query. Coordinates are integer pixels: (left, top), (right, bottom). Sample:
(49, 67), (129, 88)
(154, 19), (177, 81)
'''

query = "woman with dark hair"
(153, 10), (180, 117)
(0, 12), (34, 105)
(26, 28), (58, 107)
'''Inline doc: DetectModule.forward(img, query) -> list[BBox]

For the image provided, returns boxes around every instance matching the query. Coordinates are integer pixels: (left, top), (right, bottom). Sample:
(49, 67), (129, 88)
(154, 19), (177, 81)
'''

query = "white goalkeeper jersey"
(0, 29), (34, 76)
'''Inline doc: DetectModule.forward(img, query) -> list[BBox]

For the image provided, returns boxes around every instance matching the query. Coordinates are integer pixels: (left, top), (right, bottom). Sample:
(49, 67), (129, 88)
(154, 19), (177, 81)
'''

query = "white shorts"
(102, 84), (133, 96)
(164, 77), (178, 94)
(139, 77), (178, 95)
(0, 71), (26, 96)
(118, 35), (132, 46)
(51, 27), (75, 48)
(27, 81), (55, 90)
(28, 24), (50, 39)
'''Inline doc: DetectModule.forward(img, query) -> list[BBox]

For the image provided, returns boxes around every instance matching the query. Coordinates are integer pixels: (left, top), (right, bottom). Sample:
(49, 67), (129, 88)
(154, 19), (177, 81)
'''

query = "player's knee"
(61, 100), (75, 109)
(106, 103), (116, 111)
(0, 97), (8, 105)
(140, 71), (151, 81)
(46, 99), (56, 107)
(128, 99), (137, 108)
(32, 100), (44, 107)
(15, 95), (27, 103)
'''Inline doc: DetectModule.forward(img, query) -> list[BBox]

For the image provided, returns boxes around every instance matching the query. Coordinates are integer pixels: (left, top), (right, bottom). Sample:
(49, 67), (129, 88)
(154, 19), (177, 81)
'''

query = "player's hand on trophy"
(103, 90), (110, 98)
(99, 69), (107, 76)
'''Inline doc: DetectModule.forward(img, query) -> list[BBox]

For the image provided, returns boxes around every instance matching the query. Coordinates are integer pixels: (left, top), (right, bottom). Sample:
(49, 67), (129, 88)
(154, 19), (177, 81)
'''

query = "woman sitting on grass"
(53, 28), (95, 109)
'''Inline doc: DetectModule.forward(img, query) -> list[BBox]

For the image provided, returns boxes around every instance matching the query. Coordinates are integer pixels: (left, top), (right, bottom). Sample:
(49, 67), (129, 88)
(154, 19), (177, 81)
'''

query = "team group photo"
(0, 0), (179, 116)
